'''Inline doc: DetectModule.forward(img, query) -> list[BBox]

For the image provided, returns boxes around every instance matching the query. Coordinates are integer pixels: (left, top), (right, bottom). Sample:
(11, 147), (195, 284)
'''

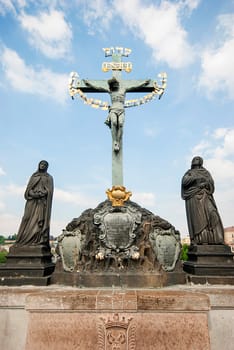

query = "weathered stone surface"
(3, 285), (234, 350)
(137, 290), (209, 311)
(149, 227), (181, 271)
(25, 290), (210, 350)
(51, 263), (186, 288)
(24, 289), (210, 350)
(208, 310), (234, 350)
(0, 309), (28, 350)
(0, 245), (55, 286)
(184, 287), (234, 309)
(55, 200), (183, 287)
(25, 309), (210, 350)
(57, 229), (83, 272)
(25, 289), (209, 312)
(186, 275), (234, 285)
(183, 244), (234, 276)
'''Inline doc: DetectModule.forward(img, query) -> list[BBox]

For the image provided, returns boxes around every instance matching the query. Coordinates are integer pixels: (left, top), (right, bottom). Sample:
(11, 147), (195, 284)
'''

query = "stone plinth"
(183, 244), (234, 276)
(51, 255), (186, 288)
(0, 245), (55, 286)
(24, 289), (210, 350)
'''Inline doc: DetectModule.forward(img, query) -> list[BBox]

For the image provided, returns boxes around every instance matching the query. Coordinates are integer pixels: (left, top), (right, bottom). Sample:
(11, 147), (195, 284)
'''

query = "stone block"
(183, 244), (234, 276)
(208, 309), (234, 350)
(0, 245), (55, 285)
(25, 289), (210, 350)
(25, 311), (210, 350)
(0, 309), (28, 350)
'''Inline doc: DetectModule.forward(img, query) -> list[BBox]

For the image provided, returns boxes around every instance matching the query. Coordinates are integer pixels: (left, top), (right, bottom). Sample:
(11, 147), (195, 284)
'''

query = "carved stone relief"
(94, 205), (141, 262)
(149, 228), (181, 271)
(58, 200), (182, 273)
(98, 314), (136, 350)
(57, 229), (84, 272)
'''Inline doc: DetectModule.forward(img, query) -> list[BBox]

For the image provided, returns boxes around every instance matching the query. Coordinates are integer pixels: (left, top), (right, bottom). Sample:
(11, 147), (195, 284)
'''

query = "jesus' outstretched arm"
(83, 79), (109, 92)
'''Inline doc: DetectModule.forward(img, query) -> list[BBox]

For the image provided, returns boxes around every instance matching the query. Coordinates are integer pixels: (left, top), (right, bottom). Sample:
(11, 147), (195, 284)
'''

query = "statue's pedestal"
(0, 245), (55, 286)
(183, 244), (234, 281)
(56, 200), (185, 288)
(24, 289), (210, 350)
(51, 258), (186, 288)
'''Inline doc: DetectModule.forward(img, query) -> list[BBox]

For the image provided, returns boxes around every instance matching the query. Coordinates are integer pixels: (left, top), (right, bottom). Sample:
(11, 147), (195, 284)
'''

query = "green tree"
(180, 243), (189, 261)
(0, 250), (8, 264)
(0, 235), (5, 244)
(7, 234), (17, 240)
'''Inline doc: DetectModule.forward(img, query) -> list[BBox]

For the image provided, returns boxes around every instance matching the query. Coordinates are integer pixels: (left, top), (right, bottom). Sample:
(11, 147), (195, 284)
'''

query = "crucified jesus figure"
(84, 77), (150, 153)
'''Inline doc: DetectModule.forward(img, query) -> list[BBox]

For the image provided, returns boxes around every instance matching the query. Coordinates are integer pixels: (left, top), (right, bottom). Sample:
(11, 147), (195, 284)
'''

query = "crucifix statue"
(69, 47), (167, 191)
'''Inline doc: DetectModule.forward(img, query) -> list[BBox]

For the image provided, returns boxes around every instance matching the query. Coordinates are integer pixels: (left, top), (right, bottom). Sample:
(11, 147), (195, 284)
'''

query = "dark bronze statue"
(181, 156), (224, 245)
(83, 77), (150, 153)
(15, 160), (54, 246)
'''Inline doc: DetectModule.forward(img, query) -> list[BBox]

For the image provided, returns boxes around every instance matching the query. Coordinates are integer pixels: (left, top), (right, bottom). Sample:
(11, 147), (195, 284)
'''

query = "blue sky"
(0, 0), (234, 238)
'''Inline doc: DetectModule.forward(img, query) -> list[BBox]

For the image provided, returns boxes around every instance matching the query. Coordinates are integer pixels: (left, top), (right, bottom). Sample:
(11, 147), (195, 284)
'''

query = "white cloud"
(191, 140), (211, 156)
(54, 187), (99, 208)
(189, 128), (234, 227)
(199, 14), (234, 99)
(79, 0), (114, 35)
(205, 157), (234, 184)
(0, 184), (22, 234)
(18, 9), (72, 59)
(0, 46), (68, 103)
(0, 201), (6, 211)
(144, 123), (160, 138)
(50, 218), (67, 237)
(131, 192), (156, 207)
(217, 14), (234, 37)
(0, 213), (20, 235)
(77, 0), (197, 68)
(112, 0), (196, 69)
(0, 0), (15, 15)
(6, 183), (25, 196)
(0, 167), (6, 176)
(213, 128), (229, 139)
(0, 0), (28, 16)
(0, 184), (100, 236)
(190, 128), (234, 184)
(0, 182), (24, 208)
(144, 127), (157, 137)
(181, 0), (201, 12)
(0, 210), (66, 237)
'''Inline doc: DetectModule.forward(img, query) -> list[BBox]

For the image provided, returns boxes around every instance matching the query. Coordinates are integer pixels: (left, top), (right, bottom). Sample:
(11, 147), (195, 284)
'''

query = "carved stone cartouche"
(58, 200), (181, 273)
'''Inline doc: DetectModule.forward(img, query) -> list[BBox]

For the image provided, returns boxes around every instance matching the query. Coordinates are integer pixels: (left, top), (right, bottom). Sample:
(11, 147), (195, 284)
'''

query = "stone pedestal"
(51, 258), (186, 288)
(24, 289), (210, 350)
(0, 245), (55, 286)
(183, 244), (234, 277)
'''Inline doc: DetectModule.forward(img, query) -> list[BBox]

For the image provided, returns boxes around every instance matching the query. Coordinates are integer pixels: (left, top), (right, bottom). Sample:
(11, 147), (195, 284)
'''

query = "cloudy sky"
(0, 0), (234, 238)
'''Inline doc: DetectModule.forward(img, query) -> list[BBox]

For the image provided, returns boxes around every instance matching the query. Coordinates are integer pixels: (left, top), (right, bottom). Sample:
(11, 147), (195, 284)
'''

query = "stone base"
(183, 244), (234, 276)
(51, 259), (186, 287)
(0, 276), (52, 286)
(4, 285), (234, 350)
(0, 245), (55, 286)
(186, 275), (234, 285)
(24, 289), (210, 350)
(51, 271), (186, 288)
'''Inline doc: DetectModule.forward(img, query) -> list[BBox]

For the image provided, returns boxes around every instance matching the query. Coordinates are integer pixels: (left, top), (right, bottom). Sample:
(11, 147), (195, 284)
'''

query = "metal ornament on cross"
(102, 47), (132, 74)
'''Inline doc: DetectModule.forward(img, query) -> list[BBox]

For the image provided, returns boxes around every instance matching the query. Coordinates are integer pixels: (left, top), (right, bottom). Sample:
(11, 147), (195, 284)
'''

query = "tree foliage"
(180, 243), (189, 261)
(0, 235), (5, 244)
(7, 234), (17, 240)
(0, 250), (8, 264)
